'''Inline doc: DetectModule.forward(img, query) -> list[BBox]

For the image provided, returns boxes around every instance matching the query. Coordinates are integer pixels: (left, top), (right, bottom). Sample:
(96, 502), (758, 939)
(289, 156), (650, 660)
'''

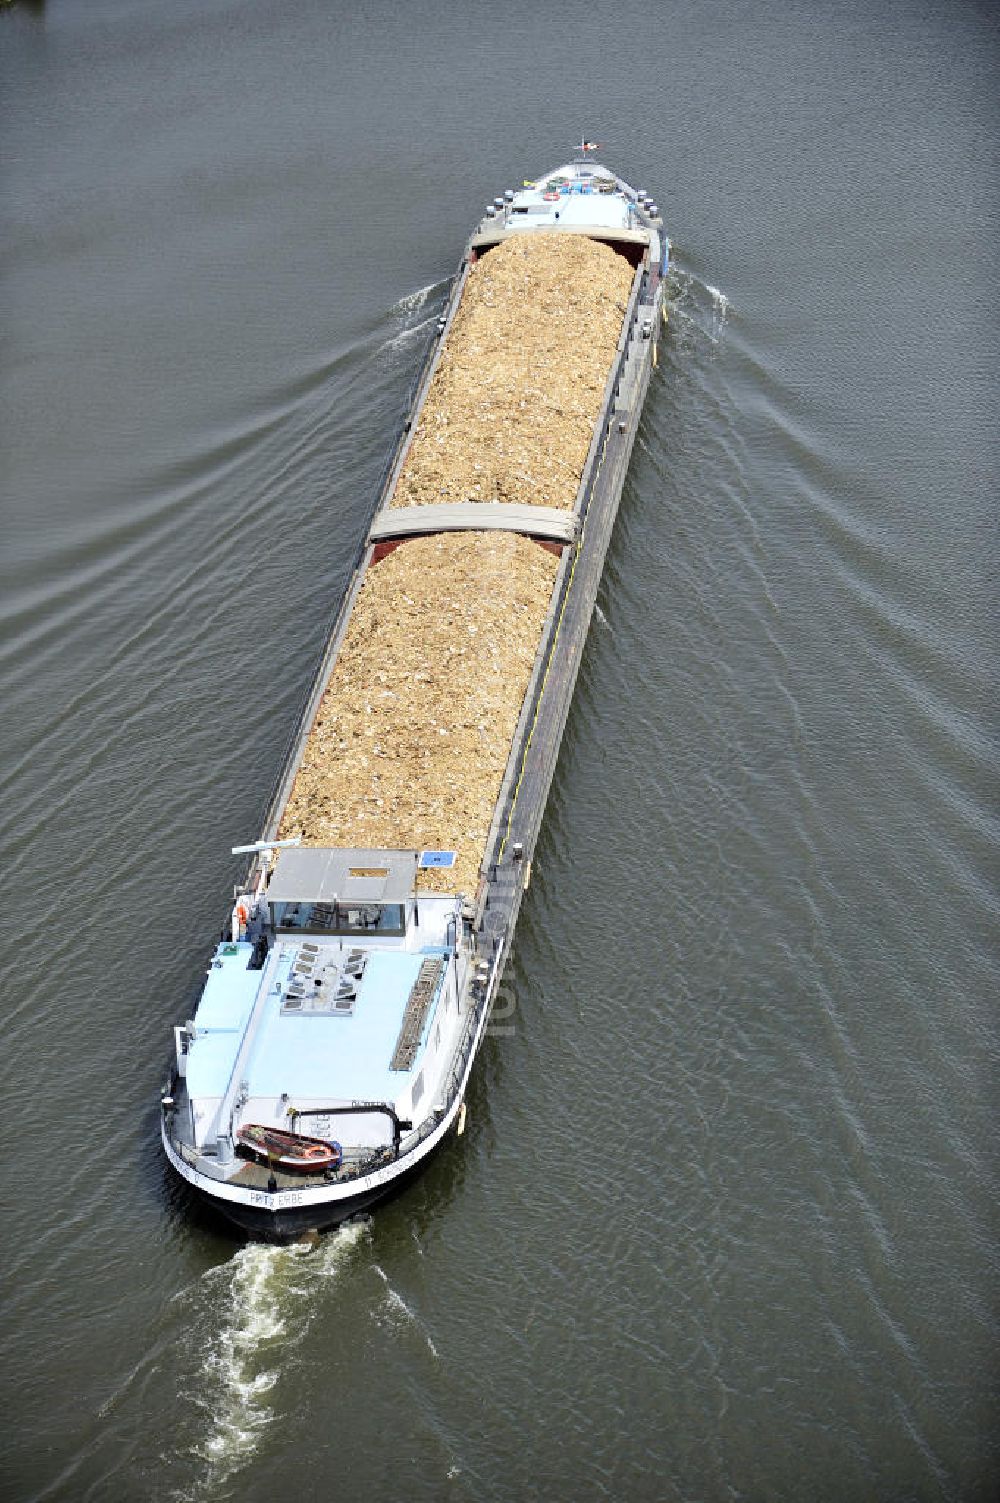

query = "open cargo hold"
(390, 233), (635, 512)
(276, 232), (634, 896)
(278, 530), (561, 897)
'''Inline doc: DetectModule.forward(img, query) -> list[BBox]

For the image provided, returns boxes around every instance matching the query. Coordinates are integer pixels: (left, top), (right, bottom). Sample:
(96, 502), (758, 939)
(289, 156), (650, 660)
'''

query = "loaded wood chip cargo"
(278, 530), (561, 897)
(281, 235), (634, 895)
(391, 233), (635, 512)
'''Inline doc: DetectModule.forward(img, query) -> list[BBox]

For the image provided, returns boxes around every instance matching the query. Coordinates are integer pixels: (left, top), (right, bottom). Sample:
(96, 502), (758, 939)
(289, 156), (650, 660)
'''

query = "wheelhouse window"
(265, 849), (418, 939)
(271, 900), (406, 937)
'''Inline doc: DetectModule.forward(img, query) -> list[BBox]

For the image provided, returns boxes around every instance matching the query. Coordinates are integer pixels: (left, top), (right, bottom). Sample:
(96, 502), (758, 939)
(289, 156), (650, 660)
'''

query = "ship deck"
(253, 948), (441, 1102)
(183, 933), (453, 1145)
(225, 1144), (393, 1192)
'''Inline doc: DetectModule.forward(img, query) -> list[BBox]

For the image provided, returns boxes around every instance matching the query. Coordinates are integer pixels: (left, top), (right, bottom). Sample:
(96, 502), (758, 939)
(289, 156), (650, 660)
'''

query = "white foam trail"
(595, 604), (611, 630)
(372, 1263), (440, 1359)
(185, 1222), (369, 1496)
(666, 268), (733, 348)
(199, 1246), (287, 1469)
(704, 282), (732, 341)
(380, 313), (438, 357)
(392, 281), (440, 316)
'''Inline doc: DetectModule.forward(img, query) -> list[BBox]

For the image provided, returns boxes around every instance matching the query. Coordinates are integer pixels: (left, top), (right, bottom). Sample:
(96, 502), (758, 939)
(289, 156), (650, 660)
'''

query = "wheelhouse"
(264, 847), (420, 938)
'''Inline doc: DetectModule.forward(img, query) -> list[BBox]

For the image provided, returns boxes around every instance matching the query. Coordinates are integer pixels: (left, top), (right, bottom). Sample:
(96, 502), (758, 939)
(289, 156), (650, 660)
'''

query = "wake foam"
(379, 276), (449, 366)
(704, 282), (732, 340)
(391, 280), (444, 316)
(180, 1221), (370, 1497)
(667, 266), (733, 347)
(372, 1262), (440, 1360)
(380, 312), (439, 357)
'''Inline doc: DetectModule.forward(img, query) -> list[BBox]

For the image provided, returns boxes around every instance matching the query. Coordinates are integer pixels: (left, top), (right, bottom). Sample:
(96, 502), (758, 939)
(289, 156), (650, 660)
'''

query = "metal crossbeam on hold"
(368, 502), (578, 546)
(391, 958), (444, 1071)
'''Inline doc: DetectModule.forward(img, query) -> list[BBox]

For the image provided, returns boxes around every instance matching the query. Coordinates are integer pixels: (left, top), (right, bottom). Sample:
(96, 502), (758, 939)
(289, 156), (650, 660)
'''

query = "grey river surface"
(1, 2), (997, 1499)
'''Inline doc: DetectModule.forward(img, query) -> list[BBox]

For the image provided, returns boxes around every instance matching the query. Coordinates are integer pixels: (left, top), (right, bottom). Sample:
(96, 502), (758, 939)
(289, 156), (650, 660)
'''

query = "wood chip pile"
(390, 232), (634, 511)
(278, 531), (560, 894)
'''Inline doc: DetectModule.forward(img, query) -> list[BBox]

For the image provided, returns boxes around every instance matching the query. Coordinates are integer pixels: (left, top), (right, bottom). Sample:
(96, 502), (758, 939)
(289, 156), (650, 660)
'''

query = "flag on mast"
(580, 138), (601, 153)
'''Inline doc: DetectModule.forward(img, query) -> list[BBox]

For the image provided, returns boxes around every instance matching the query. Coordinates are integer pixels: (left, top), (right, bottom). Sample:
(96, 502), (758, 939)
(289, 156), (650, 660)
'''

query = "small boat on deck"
(236, 1124), (343, 1174)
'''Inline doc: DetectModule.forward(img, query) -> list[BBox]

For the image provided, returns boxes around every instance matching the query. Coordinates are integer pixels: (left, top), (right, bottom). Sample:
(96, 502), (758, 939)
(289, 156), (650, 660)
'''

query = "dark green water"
(1, 2), (996, 1499)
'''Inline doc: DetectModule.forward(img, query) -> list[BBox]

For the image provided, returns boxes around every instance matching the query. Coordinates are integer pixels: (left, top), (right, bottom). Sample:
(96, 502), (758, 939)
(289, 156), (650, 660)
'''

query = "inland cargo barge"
(161, 156), (668, 1237)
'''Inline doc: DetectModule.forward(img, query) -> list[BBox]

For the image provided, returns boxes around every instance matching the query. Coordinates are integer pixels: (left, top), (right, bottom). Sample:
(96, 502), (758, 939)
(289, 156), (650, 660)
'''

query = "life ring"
(235, 900), (250, 927)
(543, 191), (560, 201)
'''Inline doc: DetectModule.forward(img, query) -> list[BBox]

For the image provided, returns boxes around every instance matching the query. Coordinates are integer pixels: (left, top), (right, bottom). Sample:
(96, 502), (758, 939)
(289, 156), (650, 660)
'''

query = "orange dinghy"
(236, 1124), (343, 1173)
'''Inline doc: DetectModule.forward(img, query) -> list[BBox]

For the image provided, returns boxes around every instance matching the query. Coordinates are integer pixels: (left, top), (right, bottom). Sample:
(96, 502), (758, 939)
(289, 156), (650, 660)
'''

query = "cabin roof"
(268, 847), (418, 905)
